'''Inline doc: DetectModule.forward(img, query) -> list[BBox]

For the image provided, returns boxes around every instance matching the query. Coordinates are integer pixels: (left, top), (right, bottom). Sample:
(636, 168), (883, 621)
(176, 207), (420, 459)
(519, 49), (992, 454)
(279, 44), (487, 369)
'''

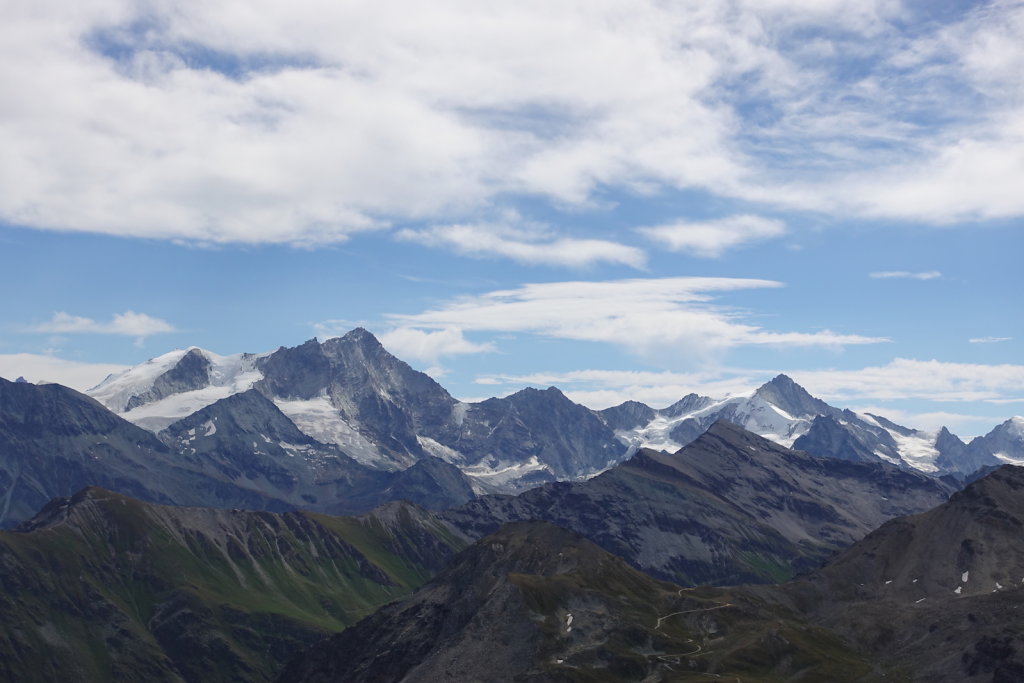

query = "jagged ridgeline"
(0, 489), (465, 682)
(3, 329), (1021, 530)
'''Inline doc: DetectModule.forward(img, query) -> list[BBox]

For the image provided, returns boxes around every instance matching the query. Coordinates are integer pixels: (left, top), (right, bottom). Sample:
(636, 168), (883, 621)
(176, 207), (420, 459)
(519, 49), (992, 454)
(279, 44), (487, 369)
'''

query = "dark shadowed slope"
(278, 521), (885, 683)
(444, 420), (951, 585)
(773, 465), (1024, 682)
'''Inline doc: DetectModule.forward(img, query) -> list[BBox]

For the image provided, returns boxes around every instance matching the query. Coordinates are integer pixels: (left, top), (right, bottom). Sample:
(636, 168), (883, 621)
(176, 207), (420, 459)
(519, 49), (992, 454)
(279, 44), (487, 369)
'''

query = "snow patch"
(962, 571), (969, 583)
(275, 397), (393, 469)
(954, 586), (962, 595)
(889, 430), (940, 473)
(452, 402), (469, 427)
(417, 435), (466, 466)
(994, 451), (1024, 465)
(464, 456), (550, 489)
(89, 350), (265, 431)
(873, 449), (901, 465)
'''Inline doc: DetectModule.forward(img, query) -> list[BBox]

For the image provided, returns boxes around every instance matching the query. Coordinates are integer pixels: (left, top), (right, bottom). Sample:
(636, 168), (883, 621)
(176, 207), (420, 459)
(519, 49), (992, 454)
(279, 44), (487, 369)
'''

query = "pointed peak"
(342, 327), (382, 345)
(752, 373), (832, 419)
(755, 373), (803, 394)
(999, 416), (1024, 437)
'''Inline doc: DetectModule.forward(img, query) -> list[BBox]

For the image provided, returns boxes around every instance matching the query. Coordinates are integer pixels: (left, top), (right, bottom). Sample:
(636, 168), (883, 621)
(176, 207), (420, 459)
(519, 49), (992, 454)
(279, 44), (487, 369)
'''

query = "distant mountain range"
(86, 328), (1022, 480)
(2, 327), (1020, 528)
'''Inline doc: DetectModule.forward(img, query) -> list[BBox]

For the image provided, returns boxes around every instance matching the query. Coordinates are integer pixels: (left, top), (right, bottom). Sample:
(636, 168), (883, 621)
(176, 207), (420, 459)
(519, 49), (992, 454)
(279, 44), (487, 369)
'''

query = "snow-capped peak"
(89, 348), (200, 411)
(87, 348), (266, 431)
(1005, 416), (1024, 439)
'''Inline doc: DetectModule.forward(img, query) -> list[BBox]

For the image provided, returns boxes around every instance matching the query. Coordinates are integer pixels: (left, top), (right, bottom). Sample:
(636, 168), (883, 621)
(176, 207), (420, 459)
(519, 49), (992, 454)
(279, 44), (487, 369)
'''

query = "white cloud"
(969, 336), (1011, 344)
(848, 405), (1009, 437)
(789, 359), (1024, 404)
(389, 277), (886, 363)
(397, 222), (645, 268)
(0, 354), (127, 392)
(29, 311), (176, 339)
(378, 327), (495, 364)
(638, 215), (786, 257)
(3, 1), (1022, 248)
(868, 271), (942, 280)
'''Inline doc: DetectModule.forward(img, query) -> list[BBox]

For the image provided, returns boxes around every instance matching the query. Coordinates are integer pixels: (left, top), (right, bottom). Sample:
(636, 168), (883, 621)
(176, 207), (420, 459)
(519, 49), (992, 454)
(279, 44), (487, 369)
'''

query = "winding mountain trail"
(654, 592), (734, 630)
(650, 591), (739, 680)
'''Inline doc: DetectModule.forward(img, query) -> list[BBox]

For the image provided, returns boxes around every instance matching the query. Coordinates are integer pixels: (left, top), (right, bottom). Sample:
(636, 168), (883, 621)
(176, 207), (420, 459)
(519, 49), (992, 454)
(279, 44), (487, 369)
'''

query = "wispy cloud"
(969, 336), (1011, 344)
(790, 359), (1024, 404)
(637, 215), (786, 258)
(388, 277), (886, 363)
(397, 222), (645, 268)
(378, 327), (495, 364)
(29, 312), (176, 343)
(869, 271), (942, 280)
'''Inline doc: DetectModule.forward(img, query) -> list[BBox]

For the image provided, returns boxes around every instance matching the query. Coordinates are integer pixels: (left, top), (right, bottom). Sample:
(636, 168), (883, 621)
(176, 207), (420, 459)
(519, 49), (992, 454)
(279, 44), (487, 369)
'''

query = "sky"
(1, 0), (1022, 437)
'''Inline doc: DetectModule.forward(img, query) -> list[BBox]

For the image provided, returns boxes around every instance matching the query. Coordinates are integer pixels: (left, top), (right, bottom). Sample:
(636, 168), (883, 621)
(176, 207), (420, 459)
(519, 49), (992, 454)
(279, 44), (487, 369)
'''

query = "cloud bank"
(3, 1), (1024, 248)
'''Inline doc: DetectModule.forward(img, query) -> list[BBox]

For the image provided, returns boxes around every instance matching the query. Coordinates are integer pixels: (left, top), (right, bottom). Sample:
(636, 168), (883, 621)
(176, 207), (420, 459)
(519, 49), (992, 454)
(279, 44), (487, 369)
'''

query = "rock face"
(965, 417), (1024, 471)
(794, 413), (899, 463)
(256, 331), (458, 469)
(773, 465), (1024, 682)
(277, 520), (886, 683)
(0, 376), (275, 527)
(0, 488), (466, 683)
(443, 420), (952, 586)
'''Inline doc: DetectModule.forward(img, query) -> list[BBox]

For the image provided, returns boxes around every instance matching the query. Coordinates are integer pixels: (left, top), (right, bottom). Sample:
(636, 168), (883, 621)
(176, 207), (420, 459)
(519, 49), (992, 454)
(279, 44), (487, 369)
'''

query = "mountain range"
(85, 328), (1023, 486)
(2, 327), (1020, 530)
(4, 366), (1024, 680)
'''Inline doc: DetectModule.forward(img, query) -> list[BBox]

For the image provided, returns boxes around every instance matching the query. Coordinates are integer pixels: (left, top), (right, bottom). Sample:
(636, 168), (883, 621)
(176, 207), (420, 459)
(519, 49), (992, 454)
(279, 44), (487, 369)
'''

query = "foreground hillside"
(278, 521), (886, 682)
(0, 489), (464, 682)
(772, 464), (1024, 682)
(281, 466), (1024, 683)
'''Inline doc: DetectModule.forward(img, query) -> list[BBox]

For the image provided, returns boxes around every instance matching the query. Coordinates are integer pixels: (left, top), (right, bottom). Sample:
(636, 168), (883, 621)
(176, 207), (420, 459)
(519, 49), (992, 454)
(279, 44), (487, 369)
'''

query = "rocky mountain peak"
(752, 374), (831, 418)
(662, 392), (713, 417)
(340, 326), (382, 347)
(1000, 416), (1024, 438)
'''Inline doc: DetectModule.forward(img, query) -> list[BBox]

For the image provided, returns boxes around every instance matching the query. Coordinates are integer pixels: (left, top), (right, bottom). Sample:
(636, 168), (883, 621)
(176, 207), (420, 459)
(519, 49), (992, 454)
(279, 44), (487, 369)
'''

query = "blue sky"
(1, 0), (1022, 437)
